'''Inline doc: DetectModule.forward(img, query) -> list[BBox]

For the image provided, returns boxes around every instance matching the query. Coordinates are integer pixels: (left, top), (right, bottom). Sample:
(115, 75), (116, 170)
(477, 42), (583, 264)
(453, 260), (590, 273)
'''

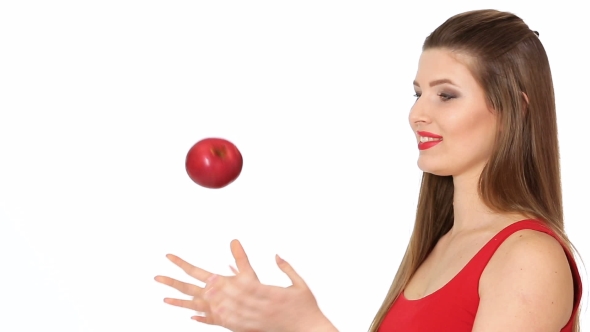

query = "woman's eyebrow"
(413, 78), (458, 87)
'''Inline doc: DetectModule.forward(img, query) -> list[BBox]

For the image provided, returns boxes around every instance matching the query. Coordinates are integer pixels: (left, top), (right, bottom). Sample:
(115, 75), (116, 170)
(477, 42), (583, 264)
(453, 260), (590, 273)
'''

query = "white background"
(1, 1), (587, 331)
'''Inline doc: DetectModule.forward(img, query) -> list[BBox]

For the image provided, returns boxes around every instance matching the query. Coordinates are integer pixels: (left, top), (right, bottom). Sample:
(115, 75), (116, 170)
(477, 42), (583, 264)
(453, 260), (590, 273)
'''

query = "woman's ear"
(521, 92), (529, 116)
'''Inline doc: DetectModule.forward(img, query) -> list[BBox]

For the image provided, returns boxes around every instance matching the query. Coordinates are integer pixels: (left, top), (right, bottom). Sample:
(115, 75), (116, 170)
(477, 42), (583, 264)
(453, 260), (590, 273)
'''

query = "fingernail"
(276, 254), (285, 263)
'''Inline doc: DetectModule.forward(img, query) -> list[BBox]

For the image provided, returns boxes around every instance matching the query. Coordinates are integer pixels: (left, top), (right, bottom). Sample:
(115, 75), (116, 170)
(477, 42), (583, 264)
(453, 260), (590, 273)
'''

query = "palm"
(154, 239), (323, 332)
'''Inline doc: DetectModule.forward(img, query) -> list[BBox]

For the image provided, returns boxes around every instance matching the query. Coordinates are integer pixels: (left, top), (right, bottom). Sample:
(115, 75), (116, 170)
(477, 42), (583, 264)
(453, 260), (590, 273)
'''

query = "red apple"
(185, 138), (243, 189)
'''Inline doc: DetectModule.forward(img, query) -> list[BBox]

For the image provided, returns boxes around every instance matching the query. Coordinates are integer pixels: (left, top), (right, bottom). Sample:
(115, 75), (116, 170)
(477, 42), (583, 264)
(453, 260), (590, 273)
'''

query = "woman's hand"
(154, 239), (337, 332)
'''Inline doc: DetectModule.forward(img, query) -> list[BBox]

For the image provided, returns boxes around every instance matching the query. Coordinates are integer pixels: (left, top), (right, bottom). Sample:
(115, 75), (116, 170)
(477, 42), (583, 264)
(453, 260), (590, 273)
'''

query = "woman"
(155, 9), (583, 331)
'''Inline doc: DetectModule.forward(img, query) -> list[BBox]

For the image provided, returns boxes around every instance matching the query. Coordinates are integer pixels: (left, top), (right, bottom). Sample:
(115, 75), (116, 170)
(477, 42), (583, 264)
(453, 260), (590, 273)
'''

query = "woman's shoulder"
(474, 225), (575, 330)
(494, 227), (572, 274)
(481, 218), (572, 276)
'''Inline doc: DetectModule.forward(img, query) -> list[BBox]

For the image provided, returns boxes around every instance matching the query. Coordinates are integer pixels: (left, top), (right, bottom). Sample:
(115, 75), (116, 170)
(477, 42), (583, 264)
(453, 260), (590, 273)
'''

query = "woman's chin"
(417, 162), (451, 177)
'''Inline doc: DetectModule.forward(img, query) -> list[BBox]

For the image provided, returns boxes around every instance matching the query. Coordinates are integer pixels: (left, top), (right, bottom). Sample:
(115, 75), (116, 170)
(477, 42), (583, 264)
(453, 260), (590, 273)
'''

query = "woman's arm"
(472, 230), (574, 331)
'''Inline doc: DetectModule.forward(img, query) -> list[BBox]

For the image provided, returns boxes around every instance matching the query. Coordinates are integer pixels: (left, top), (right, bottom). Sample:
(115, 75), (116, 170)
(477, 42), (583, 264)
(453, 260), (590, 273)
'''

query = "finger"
(163, 296), (209, 313)
(191, 314), (214, 325)
(191, 311), (224, 326)
(275, 254), (309, 289)
(154, 275), (205, 297)
(230, 240), (258, 279)
(166, 254), (212, 282)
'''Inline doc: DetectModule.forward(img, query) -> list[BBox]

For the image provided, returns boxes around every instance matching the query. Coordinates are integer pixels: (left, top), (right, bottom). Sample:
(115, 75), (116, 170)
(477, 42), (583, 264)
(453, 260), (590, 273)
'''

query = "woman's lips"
(418, 140), (442, 150)
(416, 131), (442, 150)
(417, 131), (442, 138)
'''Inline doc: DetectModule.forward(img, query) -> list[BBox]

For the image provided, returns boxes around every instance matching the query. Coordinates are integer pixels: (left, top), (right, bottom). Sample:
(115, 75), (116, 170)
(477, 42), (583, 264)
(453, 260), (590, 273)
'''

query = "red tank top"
(378, 219), (582, 331)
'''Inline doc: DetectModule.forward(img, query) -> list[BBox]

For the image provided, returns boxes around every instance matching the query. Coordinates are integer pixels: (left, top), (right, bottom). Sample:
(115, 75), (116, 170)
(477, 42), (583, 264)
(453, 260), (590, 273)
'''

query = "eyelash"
(413, 93), (455, 101)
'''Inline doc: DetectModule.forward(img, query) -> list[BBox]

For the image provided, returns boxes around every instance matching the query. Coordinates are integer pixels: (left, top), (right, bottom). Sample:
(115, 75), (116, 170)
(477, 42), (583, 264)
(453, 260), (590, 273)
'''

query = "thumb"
(275, 254), (308, 289)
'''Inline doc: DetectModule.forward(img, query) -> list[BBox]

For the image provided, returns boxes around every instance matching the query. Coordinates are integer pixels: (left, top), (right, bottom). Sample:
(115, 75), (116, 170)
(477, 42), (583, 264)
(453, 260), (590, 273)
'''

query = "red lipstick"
(417, 131), (442, 138)
(417, 131), (443, 150)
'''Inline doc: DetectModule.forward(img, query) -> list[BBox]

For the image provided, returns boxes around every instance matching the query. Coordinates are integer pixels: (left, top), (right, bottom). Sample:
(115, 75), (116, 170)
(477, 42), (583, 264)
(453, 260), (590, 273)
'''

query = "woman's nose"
(409, 97), (431, 126)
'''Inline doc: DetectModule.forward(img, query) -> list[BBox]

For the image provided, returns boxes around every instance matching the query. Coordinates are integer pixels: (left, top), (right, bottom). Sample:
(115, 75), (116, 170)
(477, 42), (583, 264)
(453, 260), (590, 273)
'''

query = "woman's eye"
(438, 93), (455, 101)
(413, 92), (455, 101)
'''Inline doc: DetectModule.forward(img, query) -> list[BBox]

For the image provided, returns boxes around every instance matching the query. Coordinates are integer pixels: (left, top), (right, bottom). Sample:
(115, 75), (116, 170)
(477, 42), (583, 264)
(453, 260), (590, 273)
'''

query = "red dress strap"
(378, 219), (582, 332)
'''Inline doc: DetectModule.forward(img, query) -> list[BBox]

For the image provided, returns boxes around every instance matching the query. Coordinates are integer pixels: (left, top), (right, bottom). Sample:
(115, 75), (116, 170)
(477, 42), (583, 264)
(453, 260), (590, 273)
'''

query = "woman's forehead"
(414, 49), (477, 88)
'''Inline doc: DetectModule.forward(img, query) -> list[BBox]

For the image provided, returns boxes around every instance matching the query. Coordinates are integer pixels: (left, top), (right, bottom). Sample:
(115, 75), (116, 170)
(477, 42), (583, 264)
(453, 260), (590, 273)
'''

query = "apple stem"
(211, 147), (226, 157)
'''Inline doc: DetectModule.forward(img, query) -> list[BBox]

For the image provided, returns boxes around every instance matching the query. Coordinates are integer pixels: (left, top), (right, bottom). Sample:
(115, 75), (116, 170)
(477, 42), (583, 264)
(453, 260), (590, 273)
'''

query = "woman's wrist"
(301, 313), (338, 332)
(314, 321), (338, 332)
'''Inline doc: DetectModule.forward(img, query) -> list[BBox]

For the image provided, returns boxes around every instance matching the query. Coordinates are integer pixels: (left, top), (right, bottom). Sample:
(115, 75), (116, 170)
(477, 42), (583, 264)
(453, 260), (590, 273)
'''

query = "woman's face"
(409, 48), (498, 178)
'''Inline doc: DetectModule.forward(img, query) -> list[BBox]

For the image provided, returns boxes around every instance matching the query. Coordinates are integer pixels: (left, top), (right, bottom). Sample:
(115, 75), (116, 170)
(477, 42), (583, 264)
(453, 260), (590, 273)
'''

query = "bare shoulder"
(473, 229), (575, 332)
(497, 229), (572, 266)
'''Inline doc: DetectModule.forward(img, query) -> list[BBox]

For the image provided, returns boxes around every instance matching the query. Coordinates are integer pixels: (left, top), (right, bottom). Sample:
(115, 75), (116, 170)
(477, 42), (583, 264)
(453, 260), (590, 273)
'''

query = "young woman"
(155, 9), (583, 332)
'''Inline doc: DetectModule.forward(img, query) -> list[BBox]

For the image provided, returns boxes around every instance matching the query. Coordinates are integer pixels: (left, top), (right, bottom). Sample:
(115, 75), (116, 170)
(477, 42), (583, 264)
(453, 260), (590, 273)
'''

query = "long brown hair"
(369, 9), (581, 331)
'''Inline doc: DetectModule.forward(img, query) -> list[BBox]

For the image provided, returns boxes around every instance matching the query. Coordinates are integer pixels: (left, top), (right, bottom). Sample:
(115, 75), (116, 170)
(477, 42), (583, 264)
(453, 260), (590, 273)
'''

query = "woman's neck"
(449, 171), (525, 236)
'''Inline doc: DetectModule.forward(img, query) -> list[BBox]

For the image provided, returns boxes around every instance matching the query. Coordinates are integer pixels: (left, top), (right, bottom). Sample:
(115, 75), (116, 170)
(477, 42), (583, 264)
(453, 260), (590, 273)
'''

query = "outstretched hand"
(154, 239), (336, 332)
